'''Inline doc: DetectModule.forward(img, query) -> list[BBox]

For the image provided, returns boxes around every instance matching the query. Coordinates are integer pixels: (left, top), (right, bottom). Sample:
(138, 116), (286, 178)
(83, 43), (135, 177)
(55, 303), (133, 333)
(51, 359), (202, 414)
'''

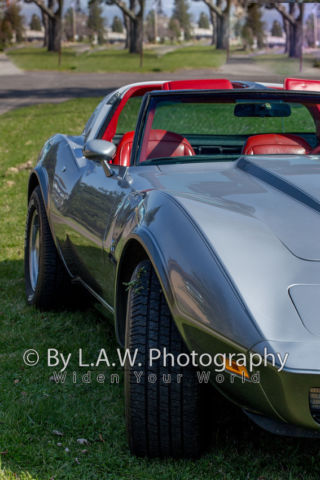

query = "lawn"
(2, 98), (320, 479)
(7, 45), (226, 73)
(253, 53), (316, 76)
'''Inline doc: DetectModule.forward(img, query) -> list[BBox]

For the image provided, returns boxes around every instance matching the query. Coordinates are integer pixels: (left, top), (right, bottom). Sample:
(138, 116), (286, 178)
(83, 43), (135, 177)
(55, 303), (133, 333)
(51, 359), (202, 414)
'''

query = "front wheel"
(24, 186), (70, 310)
(124, 259), (211, 458)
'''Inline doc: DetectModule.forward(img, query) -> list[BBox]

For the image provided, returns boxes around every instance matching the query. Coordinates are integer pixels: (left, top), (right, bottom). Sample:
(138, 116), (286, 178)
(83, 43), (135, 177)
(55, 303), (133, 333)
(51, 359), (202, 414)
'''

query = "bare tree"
(25, 0), (64, 52)
(106, 0), (145, 54)
(266, 2), (304, 58)
(193, 0), (230, 50)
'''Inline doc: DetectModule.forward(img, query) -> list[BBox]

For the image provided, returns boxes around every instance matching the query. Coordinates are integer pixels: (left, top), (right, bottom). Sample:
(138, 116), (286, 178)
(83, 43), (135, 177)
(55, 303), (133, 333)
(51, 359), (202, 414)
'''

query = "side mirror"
(83, 139), (116, 177)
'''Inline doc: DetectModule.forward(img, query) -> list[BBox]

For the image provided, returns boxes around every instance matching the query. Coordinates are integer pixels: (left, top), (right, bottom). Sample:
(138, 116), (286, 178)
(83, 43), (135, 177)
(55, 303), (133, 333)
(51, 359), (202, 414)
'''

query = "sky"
(21, 0), (214, 26)
(21, 1), (316, 31)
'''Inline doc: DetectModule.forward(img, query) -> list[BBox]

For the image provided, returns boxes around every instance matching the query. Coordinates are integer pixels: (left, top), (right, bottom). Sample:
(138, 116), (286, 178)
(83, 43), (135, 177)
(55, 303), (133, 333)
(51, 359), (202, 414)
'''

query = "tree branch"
(106, 0), (136, 21)
(24, 0), (55, 19)
(55, 0), (63, 16)
(268, 2), (295, 26)
(137, 0), (144, 18)
(224, 0), (231, 15)
(198, 0), (222, 18)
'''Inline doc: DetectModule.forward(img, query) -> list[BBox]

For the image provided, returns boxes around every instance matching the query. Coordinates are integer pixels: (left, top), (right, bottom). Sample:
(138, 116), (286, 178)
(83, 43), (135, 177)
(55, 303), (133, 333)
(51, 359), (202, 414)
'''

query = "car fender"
(26, 134), (77, 278)
(113, 189), (263, 351)
(28, 166), (49, 206)
(27, 135), (56, 206)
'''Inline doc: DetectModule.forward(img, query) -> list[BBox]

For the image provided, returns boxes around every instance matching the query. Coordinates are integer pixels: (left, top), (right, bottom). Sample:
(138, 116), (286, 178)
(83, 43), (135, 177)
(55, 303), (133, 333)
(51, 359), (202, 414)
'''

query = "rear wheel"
(125, 259), (211, 458)
(24, 186), (70, 309)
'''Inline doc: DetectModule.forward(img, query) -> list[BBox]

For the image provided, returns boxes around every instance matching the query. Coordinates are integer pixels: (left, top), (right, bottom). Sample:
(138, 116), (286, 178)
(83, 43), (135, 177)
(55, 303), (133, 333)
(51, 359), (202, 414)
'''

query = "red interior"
(145, 129), (195, 160)
(242, 134), (311, 155)
(102, 84), (164, 142)
(102, 80), (234, 142)
(285, 78), (320, 139)
(104, 79), (320, 162)
(162, 79), (233, 91)
(284, 78), (320, 92)
(112, 131), (134, 167)
(113, 130), (195, 166)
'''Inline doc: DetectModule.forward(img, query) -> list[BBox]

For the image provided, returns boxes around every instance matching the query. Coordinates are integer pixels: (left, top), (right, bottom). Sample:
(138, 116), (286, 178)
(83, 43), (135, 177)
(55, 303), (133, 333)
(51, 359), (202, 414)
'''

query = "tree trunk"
(216, 11), (229, 49)
(47, 15), (62, 52)
(215, 0), (230, 50)
(209, 9), (216, 46)
(123, 12), (130, 49)
(112, 0), (143, 55)
(53, 15), (62, 52)
(216, 14), (222, 49)
(289, 21), (302, 58)
(129, 15), (143, 54)
(126, 0), (137, 51)
(47, 16), (55, 51)
(288, 4), (304, 59)
(283, 17), (289, 53)
(42, 11), (49, 47)
(278, 3), (303, 59)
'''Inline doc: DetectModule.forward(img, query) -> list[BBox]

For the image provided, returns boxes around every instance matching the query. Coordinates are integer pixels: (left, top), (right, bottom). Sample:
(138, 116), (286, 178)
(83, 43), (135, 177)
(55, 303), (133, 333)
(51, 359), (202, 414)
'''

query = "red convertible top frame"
(285, 78), (320, 137)
(102, 78), (233, 141)
(285, 78), (320, 92)
(102, 77), (320, 142)
(162, 79), (233, 90)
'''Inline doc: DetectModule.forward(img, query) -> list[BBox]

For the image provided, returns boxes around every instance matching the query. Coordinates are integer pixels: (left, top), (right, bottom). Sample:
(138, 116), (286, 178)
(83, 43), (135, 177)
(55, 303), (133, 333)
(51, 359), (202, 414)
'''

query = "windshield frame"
(131, 89), (320, 166)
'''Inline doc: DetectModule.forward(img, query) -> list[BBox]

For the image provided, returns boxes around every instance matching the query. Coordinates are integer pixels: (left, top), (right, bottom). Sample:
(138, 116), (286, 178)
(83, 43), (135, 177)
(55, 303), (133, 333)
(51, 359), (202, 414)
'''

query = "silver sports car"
(25, 77), (320, 457)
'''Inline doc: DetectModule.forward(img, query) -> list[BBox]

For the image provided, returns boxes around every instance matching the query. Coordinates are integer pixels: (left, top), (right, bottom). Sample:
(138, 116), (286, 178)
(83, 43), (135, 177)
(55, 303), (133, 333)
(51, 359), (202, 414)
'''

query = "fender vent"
(310, 387), (320, 423)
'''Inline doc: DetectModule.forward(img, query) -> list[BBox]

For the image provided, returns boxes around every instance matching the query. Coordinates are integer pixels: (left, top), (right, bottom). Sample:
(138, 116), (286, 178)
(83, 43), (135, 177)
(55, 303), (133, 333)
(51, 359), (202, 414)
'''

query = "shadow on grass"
(0, 87), (114, 101)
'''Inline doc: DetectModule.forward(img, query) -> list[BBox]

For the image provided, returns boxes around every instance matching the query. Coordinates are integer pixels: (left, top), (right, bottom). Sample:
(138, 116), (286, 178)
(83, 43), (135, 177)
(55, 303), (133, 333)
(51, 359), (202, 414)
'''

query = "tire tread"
(125, 260), (207, 458)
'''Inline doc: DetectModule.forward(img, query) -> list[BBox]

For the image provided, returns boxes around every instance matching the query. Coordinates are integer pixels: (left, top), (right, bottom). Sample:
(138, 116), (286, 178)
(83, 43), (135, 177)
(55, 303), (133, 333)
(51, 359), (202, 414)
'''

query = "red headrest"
(242, 134), (311, 155)
(145, 129), (195, 160)
(113, 130), (195, 166)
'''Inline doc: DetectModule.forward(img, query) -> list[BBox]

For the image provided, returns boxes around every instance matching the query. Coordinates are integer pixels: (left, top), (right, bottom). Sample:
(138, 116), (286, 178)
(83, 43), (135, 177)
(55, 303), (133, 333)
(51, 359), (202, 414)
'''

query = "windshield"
(136, 91), (320, 165)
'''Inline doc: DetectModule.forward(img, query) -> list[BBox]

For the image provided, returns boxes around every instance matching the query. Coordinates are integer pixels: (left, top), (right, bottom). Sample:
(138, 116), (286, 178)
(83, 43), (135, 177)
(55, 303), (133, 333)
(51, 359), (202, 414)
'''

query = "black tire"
(24, 186), (70, 310)
(125, 259), (210, 458)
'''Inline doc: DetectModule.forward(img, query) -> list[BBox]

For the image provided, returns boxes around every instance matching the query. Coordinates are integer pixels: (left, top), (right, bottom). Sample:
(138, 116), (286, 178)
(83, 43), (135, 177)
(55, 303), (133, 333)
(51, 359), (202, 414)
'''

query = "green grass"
(2, 98), (320, 479)
(7, 46), (226, 73)
(152, 102), (315, 135)
(253, 53), (316, 76)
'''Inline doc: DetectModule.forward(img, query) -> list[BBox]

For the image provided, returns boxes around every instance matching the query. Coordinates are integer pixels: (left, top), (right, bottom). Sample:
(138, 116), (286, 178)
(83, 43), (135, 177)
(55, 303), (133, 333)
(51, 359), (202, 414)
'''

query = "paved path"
(0, 69), (283, 116)
(0, 52), (319, 115)
(218, 55), (278, 79)
(0, 53), (23, 76)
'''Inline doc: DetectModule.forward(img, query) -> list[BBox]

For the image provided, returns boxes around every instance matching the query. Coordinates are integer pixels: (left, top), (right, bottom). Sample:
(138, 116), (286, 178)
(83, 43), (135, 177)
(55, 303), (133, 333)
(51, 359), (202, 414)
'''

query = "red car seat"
(113, 130), (195, 166)
(242, 134), (311, 155)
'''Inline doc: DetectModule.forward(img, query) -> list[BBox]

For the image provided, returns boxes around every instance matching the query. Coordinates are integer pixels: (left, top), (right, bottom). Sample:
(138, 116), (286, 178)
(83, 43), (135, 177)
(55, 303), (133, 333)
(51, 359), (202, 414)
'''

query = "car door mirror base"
(83, 139), (116, 177)
(102, 159), (114, 177)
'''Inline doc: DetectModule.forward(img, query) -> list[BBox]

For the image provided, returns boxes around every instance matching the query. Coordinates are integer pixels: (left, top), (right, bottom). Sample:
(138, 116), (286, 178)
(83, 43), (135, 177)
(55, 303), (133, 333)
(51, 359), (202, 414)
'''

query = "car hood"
(156, 155), (320, 262)
(152, 155), (320, 344)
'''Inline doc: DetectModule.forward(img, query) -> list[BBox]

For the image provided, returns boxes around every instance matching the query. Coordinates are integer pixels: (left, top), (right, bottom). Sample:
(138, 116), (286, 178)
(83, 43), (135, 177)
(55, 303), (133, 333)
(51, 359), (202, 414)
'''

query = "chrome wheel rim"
(29, 210), (40, 291)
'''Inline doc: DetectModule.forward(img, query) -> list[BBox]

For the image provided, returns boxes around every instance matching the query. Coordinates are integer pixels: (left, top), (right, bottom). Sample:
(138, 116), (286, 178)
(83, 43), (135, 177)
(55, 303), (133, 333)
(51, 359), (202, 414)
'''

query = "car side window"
(116, 97), (143, 135)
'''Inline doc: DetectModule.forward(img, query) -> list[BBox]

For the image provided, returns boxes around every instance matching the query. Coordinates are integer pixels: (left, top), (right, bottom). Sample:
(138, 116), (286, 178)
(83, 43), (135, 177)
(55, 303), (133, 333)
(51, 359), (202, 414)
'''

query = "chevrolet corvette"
(24, 77), (320, 457)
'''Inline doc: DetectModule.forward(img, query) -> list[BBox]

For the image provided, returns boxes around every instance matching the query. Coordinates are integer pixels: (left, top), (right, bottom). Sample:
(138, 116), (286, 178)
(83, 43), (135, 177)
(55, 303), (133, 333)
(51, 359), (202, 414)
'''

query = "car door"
(53, 98), (144, 306)
(59, 156), (130, 306)
(52, 86), (160, 306)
